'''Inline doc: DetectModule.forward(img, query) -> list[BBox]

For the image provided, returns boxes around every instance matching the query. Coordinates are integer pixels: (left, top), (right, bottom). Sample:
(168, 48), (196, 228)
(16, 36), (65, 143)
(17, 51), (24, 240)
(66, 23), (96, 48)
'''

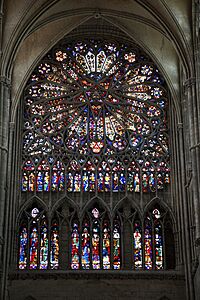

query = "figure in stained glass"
(153, 209), (163, 270)
(104, 173), (110, 192)
(81, 220), (90, 269)
(102, 221), (111, 269)
(144, 217), (152, 270)
(50, 221), (59, 269)
(134, 173), (140, 192)
(71, 222), (80, 269)
(19, 226), (28, 269)
(133, 221), (142, 269)
(98, 172), (104, 191)
(40, 218), (48, 269)
(113, 173), (119, 191)
(29, 226), (38, 269)
(83, 172), (89, 191)
(92, 220), (100, 269)
(113, 218), (121, 269)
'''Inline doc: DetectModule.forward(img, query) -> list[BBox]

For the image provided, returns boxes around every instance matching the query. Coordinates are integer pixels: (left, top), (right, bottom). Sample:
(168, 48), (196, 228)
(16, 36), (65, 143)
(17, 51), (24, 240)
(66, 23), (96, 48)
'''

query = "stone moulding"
(8, 270), (185, 281)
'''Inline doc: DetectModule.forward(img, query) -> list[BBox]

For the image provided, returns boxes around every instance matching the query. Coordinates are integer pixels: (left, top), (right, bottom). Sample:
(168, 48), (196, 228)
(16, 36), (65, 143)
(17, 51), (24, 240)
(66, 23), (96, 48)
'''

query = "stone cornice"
(8, 270), (185, 281)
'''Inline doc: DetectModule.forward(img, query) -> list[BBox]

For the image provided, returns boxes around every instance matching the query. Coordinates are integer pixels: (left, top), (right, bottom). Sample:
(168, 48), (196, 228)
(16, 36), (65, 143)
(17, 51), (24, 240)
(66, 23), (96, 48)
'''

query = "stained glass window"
(19, 37), (173, 272)
(50, 220), (59, 269)
(133, 208), (166, 270)
(81, 219), (90, 269)
(144, 216), (153, 270)
(18, 208), (59, 270)
(69, 209), (121, 270)
(102, 219), (111, 269)
(133, 220), (142, 269)
(113, 217), (121, 269)
(29, 224), (39, 269)
(92, 219), (100, 269)
(39, 216), (48, 269)
(153, 209), (163, 270)
(22, 39), (170, 194)
(18, 223), (28, 269)
(71, 221), (80, 269)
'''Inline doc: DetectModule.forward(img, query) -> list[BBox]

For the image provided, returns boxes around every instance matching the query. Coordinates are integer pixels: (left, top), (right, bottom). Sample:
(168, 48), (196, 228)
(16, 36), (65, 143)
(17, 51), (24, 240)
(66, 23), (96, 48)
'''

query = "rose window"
(22, 39), (170, 193)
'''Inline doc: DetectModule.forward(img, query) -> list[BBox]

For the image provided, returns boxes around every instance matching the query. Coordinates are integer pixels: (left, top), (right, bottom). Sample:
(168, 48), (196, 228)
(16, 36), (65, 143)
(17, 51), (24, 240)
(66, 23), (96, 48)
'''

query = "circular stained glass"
(22, 39), (170, 193)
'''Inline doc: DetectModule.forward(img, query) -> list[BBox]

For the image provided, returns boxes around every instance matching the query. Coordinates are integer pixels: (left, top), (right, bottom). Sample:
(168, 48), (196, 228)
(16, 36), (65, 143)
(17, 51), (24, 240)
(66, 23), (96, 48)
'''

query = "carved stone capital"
(190, 142), (200, 151)
(184, 77), (198, 92)
(9, 122), (15, 131)
(0, 76), (11, 87)
(177, 123), (183, 131)
(0, 236), (4, 245)
(195, 237), (200, 247)
(0, 145), (8, 153)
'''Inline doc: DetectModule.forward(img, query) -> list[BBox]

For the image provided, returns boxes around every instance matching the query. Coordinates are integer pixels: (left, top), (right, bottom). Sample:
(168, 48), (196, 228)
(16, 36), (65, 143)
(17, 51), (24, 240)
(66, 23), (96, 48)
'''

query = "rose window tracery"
(22, 39), (170, 193)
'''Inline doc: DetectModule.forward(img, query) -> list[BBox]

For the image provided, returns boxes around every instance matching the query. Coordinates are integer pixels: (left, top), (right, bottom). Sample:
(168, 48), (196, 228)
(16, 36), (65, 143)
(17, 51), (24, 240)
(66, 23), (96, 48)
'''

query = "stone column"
(177, 123), (194, 300)
(122, 203), (132, 269)
(0, 75), (11, 300)
(184, 78), (200, 245)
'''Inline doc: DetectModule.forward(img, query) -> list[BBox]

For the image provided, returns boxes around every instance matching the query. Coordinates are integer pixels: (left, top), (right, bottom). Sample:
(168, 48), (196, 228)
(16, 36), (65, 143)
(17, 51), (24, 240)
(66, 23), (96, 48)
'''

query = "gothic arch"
(8, 13), (183, 124)
(16, 197), (48, 225)
(2, 2), (199, 300)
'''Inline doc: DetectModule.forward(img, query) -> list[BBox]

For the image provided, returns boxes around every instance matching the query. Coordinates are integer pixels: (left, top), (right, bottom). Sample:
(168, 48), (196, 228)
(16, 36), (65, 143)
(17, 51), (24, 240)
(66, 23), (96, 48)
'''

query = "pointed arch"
(17, 24), (175, 272)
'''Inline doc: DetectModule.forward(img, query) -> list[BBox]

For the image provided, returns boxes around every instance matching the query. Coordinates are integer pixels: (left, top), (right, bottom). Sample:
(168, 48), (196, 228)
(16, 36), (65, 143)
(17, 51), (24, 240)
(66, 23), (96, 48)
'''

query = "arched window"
(21, 39), (169, 194)
(18, 37), (174, 271)
(69, 207), (121, 270)
(18, 207), (59, 270)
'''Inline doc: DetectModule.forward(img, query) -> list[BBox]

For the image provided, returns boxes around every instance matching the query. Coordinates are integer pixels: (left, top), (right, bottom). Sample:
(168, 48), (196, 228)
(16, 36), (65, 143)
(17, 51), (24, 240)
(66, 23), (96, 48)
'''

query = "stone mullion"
(152, 217), (155, 270)
(162, 220), (166, 270)
(110, 217), (114, 269)
(48, 217), (51, 270)
(122, 204), (132, 270)
(79, 217), (83, 270)
(59, 219), (68, 270)
(89, 217), (93, 269)
(99, 218), (103, 270)
(59, 206), (69, 270)
(27, 220), (31, 269)
(37, 218), (41, 269)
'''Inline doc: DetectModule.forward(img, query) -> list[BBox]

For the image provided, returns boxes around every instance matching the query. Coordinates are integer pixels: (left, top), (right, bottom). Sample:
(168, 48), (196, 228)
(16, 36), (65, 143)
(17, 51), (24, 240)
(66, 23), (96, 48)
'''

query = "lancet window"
(18, 208), (59, 270)
(18, 205), (175, 270)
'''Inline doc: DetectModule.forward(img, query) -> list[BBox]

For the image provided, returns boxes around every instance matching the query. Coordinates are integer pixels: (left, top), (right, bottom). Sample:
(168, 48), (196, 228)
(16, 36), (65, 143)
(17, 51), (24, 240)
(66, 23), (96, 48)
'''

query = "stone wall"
(8, 272), (186, 300)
